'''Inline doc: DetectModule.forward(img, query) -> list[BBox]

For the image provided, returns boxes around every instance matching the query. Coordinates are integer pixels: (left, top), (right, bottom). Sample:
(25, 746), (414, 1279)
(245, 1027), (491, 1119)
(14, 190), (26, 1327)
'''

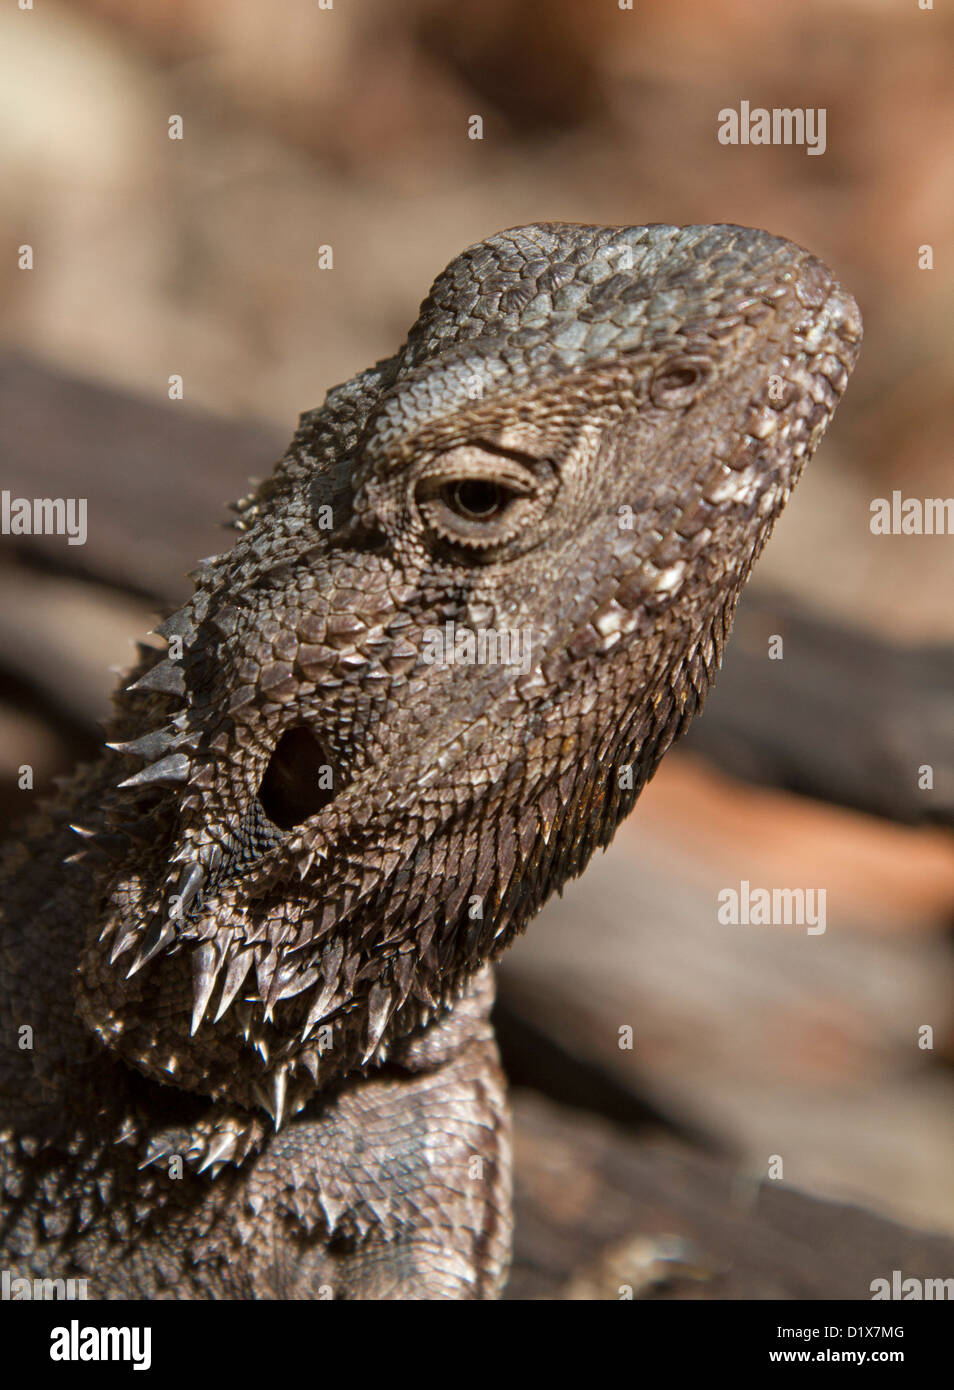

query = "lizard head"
(76, 223), (861, 1128)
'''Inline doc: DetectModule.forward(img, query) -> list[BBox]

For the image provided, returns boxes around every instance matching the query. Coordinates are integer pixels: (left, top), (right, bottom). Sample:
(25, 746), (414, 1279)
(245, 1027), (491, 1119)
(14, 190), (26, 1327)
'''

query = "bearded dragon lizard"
(0, 223), (861, 1298)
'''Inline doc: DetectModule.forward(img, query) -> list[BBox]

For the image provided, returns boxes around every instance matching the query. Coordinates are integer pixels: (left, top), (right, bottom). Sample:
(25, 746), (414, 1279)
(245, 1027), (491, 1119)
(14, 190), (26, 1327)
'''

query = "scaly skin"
(0, 224), (861, 1298)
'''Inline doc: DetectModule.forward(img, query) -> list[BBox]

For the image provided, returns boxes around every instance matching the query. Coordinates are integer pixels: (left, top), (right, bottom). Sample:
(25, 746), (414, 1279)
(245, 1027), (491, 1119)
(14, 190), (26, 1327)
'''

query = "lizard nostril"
(257, 727), (342, 830)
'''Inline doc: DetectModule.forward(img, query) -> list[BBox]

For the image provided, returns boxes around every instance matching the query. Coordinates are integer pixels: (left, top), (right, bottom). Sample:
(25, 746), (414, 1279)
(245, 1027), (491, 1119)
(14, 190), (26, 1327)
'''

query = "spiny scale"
(117, 753), (192, 790)
(127, 660), (187, 697)
(109, 926), (139, 966)
(363, 982), (394, 1062)
(173, 861), (206, 916)
(126, 917), (176, 978)
(190, 942), (222, 1035)
(107, 722), (190, 760)
(153, 610), (195, 642)
(213, 947), (256, 1023)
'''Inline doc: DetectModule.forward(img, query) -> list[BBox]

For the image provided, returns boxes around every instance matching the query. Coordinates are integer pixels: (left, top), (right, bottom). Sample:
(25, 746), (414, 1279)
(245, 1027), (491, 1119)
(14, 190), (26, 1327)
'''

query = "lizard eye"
(413, 444), (557, 559)
(445, 478), (508, 521)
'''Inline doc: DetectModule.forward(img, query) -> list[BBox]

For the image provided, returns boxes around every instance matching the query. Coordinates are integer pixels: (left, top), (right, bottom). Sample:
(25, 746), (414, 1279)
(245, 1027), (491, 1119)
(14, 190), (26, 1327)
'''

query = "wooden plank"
(508, 1093), (954, 1300)
(687, 590), (954, 826)
(0, 354), (286, 601)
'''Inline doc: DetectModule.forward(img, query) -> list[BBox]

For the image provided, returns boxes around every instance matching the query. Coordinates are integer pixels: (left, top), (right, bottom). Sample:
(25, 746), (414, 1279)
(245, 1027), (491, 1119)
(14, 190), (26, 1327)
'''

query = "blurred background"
(2, 0), (953, 1296)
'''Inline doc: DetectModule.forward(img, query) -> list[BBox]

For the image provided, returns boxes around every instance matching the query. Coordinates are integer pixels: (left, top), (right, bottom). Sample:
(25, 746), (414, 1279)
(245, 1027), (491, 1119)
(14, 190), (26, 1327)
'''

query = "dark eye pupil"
(450, 479), (503, 519)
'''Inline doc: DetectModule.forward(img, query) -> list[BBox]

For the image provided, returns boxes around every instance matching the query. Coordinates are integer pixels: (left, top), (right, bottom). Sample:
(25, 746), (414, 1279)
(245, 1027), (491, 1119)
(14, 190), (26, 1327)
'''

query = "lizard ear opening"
(649, 355), (714, 408)
(257, 727), (340, 830)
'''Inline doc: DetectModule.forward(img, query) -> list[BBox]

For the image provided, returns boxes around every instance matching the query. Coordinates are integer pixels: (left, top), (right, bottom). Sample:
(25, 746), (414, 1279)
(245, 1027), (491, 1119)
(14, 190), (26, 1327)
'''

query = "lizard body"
(0, 223), (860, 1298)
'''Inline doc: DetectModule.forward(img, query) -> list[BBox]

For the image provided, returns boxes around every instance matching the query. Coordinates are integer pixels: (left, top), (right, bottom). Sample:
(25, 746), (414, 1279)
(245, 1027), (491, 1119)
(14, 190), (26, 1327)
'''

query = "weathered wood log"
(508, 1093), (954, 1300)
(686, 590), (954, 826)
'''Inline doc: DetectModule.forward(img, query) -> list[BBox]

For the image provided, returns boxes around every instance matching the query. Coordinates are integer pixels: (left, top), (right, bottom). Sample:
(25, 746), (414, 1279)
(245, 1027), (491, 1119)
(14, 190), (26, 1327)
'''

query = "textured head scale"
(75, 224), (861, 1127)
